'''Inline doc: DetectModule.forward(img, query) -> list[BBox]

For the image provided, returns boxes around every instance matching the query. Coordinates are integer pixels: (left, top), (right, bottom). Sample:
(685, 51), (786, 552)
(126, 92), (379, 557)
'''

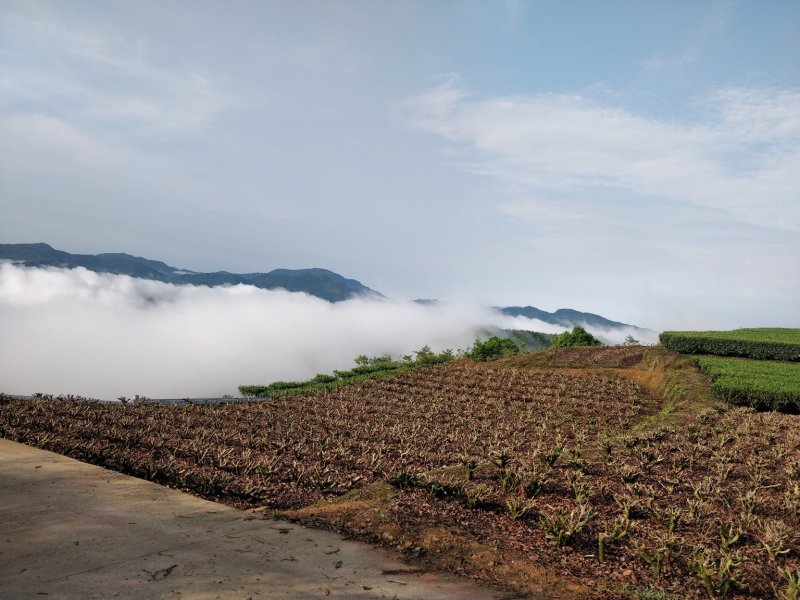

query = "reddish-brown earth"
(1, 348), (798, 598)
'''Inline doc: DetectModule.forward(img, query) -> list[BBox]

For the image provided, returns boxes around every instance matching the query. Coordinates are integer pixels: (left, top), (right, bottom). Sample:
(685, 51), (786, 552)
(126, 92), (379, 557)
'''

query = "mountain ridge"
(0, 243), (382, 303)
(1, 244), (649, 335)
(498, 305), (634, 330)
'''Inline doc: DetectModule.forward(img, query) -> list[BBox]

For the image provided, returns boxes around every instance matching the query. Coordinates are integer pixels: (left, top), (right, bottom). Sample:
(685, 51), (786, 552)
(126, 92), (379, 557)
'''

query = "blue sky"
(1, 0), (798, 329)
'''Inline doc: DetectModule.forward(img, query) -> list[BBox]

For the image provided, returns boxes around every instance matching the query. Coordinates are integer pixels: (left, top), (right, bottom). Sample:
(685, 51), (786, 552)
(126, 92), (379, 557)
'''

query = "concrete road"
(0, 439), (507, 599)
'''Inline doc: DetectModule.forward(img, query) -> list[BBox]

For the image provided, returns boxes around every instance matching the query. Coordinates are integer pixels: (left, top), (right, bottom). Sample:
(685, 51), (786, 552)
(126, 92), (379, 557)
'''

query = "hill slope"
(499, 305), (632, 329)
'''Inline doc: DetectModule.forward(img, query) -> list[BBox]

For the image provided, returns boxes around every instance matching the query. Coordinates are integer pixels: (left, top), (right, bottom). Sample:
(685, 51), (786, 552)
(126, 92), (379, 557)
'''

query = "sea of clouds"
(0, 264), (653, 399)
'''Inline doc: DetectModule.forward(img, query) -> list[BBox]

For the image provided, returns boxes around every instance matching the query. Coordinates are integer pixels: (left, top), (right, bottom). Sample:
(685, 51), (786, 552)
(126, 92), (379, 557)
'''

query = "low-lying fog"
(0, 264), (653, 399)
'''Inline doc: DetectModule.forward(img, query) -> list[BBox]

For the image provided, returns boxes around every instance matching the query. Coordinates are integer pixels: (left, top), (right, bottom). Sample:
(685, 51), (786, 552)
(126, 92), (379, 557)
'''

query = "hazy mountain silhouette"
(499, 305), (632, 329)
(2, 244), (647, 333)
(0, 243), (382, 302)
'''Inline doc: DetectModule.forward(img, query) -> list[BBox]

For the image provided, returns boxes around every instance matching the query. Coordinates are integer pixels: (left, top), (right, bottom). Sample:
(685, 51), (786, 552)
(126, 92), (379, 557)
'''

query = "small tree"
(414, 345), (436, 364)
(622, 335), (640, 346)
(551, 326), (602, 348)
(468, 336), (520, 361)
(355, 354), (393, 366)
(414, 345), (454, 365)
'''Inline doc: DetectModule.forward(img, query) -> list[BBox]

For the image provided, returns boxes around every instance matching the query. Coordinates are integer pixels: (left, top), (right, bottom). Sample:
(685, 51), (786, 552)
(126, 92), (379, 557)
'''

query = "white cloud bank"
(0, 265), (492, 399)
(0, 265), (656, 400)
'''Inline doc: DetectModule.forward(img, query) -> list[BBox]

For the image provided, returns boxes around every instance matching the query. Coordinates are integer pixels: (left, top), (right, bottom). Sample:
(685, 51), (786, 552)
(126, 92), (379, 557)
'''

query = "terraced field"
(660, 328), (800, 412)
(660, 328), (800, 361)
(1, 349), (798, 598)
(692, 356), (800, 412)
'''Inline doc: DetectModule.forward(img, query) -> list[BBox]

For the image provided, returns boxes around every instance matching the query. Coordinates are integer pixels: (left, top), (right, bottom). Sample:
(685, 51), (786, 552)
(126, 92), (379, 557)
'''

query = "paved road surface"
(0, 439), (509, 599)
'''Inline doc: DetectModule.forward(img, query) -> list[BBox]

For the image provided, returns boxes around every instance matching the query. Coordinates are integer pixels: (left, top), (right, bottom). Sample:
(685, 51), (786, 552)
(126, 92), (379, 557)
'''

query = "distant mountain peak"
(498, 305), (634, 330)
(0, 243), (382, 302)
(413, 298), (441, 306)
(2, 243), (645, 331)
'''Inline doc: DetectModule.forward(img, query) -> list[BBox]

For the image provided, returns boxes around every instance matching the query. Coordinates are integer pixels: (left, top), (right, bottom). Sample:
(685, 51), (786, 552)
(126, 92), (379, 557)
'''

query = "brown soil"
(285, 488), (598, 598)
(2, 347), (798, 599)
(505, 346), (649, 369)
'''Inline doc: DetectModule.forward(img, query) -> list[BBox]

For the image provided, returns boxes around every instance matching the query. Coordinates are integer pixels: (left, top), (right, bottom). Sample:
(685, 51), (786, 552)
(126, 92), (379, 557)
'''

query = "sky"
(1, 0), (799, 330)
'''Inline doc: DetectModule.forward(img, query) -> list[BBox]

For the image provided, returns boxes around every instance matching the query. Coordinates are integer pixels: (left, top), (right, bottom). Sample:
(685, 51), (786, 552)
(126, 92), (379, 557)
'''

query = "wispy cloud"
(706, 88), (800, 141)
(405, 81), (800, 232)
(0, 5), (246, 240)
(0, 113), (123, 171)
(641, 55), (698, 71)
(0, 6), (239, 136)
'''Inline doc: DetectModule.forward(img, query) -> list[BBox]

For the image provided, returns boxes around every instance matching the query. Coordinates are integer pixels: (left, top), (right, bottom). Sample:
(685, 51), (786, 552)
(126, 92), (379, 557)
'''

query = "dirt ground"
(2, 347), (798, 599)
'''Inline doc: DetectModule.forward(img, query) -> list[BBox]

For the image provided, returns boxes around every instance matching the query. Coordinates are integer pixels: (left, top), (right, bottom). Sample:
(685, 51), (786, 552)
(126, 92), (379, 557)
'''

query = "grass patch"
(240, 336), (525, 398)
(239, 361), (412, 397)
(691, 355), (800, 411)
(660, 328), (800, 361)
(621, 584), (683, 600)
(621, 347), (721, 434)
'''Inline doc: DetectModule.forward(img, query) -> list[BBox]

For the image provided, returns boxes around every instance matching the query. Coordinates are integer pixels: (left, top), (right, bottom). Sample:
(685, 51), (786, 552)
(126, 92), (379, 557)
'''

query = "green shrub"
(551, 326), (602, 348)
(238, 385), (270, 397)
(354, 354), (393, 366)
(414, 345), (454, 365)
(467, 336), (520, 361)
(266, 380), (306, 390)
(342, 363), (403, 376)
(239, 344), (458, 397)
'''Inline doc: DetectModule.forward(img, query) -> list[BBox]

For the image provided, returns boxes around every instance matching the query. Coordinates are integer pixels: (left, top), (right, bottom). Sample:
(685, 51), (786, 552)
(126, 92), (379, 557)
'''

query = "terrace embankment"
(503, 346), (667, 394)
(2, 347), (798, 598)
(504, 345), (723, 429)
